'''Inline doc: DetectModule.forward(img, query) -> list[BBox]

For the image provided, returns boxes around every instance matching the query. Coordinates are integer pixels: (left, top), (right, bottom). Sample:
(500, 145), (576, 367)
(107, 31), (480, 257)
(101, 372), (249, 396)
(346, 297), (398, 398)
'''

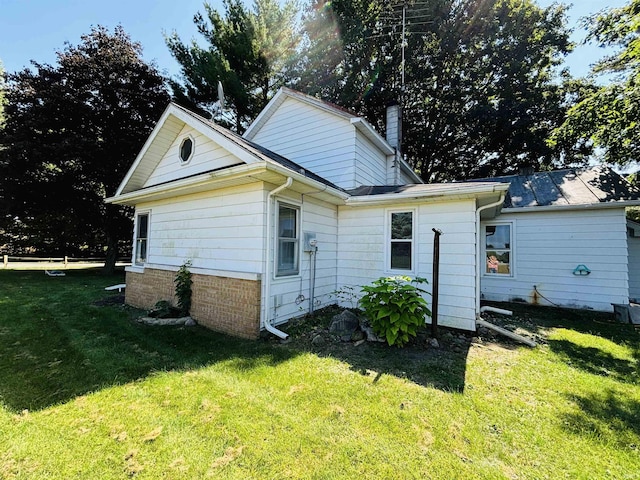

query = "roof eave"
(344, 183), (509, 207)
(106, 161), (349, 206)
(502, 200), (640, 213)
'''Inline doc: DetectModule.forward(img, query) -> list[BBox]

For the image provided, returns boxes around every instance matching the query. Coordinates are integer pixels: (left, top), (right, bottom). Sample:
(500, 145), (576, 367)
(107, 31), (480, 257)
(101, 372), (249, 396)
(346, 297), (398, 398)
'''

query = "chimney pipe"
(386, 102), (402, 153)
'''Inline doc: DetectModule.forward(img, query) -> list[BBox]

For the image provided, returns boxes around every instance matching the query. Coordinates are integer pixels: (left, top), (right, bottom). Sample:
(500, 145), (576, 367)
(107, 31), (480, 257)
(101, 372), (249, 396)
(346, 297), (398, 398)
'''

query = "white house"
(106, 88), (508, 339)
(477, 167), (640, 310)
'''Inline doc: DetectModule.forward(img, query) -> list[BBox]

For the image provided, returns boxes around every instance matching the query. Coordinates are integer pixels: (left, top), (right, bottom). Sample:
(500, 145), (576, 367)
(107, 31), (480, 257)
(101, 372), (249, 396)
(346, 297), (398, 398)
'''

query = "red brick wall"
(126, 268), (261, 339)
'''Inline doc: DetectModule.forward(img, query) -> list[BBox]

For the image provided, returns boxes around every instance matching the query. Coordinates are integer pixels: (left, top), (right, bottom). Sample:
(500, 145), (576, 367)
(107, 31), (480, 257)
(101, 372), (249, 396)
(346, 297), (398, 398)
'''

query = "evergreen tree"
(165, 0), (299, 133)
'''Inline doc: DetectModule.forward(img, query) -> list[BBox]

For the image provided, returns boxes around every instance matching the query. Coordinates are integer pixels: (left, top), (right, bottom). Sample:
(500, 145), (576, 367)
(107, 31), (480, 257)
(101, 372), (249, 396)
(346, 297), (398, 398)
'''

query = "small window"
(276, 203), (299, 276)
(135, 213), (149, 265)
(389, 211), (413, 271)
(485, 224), (511, 275)
(179, 136), (194, 163)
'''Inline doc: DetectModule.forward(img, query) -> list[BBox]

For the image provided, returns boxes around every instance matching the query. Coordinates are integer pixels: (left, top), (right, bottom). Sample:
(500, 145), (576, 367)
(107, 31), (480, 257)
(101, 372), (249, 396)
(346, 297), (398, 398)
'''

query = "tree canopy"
(293, 0), (582, 181)
(165, 0), (299, 132)
(0, 26), (170, 271)
(552, 0), (640, 167)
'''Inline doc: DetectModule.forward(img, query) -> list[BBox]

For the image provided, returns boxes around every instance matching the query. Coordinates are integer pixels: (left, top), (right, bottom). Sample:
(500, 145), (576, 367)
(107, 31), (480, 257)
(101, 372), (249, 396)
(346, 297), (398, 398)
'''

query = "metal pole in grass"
(431, 228), (443, 338)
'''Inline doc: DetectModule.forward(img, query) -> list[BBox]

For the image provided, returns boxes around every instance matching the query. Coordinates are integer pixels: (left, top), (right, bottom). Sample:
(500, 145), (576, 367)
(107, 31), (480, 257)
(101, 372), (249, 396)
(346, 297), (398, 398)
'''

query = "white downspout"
(263, 177), (293, 339)
(475, 193), (505, 315)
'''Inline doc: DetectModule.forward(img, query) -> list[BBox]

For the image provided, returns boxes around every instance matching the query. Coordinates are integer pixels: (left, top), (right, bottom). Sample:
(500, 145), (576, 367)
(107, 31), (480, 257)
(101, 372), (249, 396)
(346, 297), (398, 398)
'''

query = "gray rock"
(428, 338), (440, 348)
(184, 317), (197, 326)
(137, 316), (193, 326)
(329, 310), (359, 338)
(351, 329), (365, 342)
(311, 334), (326, 346)
(360, 323), (385, 342)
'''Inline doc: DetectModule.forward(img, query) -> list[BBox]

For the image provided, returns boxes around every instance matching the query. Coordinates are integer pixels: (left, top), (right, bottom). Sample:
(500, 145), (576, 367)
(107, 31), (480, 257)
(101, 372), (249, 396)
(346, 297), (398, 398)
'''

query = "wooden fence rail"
(2, 255), (130, 269)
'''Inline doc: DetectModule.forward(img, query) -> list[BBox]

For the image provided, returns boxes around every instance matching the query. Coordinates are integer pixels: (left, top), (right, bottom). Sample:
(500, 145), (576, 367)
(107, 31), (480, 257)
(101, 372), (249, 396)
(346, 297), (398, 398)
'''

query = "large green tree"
(0, 26), (170, 272)
(294, 0), (582, 181)
(552, 0), (640, 167)
(166, 0), (299, 132)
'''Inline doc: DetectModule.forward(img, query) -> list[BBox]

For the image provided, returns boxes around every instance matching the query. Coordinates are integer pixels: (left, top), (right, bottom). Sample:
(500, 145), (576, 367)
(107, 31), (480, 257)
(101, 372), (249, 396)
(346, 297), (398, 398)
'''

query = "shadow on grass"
(0, 270), (298, 412)
(547, 339), (639, 384)
(562, 389), (640, 448)
(485, 301), (639, 367)
(278, 306), (471, 393)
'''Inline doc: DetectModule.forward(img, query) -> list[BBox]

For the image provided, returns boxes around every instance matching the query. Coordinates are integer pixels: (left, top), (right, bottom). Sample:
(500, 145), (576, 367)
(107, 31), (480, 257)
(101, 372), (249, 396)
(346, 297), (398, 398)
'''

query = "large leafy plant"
(359, 276), (431, 347)
(174, 260), (193, 316)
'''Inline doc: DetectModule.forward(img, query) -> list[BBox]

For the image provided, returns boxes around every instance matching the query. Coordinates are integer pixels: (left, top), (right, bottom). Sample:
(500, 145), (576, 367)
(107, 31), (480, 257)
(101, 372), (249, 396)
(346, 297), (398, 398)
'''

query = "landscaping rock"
(428, 338), (440, 349)
(329, 310), (359, 340)
(351, 329), (365, 342)
(184, 317), (197, 327)
(311, 334), (326, 346)
(359, 320), (385, 342)
(137, 316), (194, 326)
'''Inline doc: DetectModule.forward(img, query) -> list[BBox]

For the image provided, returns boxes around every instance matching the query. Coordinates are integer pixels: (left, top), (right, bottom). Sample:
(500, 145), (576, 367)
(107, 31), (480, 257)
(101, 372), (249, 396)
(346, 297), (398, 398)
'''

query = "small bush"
(359, 276), (431, 347)
(174, 260), (193, 316)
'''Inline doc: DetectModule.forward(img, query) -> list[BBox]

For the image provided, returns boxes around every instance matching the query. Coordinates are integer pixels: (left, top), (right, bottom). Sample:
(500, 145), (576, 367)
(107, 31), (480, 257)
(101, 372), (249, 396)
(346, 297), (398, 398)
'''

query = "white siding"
(628, 233), (640, 302)
(136, 182), (266, 274)
(267, 193), (339, 326)
(337, 199), (479, 331)
(249, 97), (358, 189)
(481, 208), (629, 311)
(354, 132), (387, 186)
(144, 125), (241, 188)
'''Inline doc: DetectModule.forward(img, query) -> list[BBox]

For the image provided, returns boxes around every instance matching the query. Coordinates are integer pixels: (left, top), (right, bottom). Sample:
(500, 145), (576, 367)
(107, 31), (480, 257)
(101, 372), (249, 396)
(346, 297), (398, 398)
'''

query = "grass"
(0, 270), (639, 479)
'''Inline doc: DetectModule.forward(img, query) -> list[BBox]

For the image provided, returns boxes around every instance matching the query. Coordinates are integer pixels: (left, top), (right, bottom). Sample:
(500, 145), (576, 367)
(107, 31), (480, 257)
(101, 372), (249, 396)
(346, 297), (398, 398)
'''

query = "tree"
(165, 0), (299, 133)
(293, 0), (581, 181)
(0, 26), (170, 272)
(552, 0), (640, 167)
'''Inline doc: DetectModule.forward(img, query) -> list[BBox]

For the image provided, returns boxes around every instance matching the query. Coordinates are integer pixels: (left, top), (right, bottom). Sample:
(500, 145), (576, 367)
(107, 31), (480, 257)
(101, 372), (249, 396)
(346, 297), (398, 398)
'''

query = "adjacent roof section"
(473, 166), (640, 209)
(346, 182), (509, 208)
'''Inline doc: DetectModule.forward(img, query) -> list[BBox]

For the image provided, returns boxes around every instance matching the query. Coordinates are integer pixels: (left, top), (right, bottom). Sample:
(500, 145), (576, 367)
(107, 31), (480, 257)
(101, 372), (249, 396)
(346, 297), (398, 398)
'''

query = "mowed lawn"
(0, 270), (638, 479)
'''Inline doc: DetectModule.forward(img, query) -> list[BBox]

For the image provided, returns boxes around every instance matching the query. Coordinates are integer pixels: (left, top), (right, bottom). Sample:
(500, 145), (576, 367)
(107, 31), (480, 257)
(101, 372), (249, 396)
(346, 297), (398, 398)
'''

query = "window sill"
(126, 265), (145, 274)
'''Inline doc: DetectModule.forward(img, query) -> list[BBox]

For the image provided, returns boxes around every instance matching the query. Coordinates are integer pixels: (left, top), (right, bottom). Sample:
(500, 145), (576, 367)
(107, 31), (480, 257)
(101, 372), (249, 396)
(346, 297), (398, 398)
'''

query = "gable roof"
(243, 87), (423, 184)
(113, 102), (342, 197)
(473, 166), (640, 210)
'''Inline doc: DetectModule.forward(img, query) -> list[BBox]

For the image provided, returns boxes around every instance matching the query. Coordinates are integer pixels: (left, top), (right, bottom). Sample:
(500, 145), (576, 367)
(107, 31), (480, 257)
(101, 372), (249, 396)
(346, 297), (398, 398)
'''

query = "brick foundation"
(126, 268), (261, 339)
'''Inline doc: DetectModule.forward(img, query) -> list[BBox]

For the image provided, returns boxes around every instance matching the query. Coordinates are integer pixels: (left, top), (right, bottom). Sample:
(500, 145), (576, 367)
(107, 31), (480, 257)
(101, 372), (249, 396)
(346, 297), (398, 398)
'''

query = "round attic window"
(179, 136), (194, 163)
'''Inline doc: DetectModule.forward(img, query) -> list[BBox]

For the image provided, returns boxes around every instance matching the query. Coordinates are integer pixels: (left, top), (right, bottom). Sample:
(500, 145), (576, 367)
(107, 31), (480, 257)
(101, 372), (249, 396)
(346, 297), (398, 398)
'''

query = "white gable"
(247, 95), (358, 189)
(115, 104), (261, 196)
(144, 124), (242, 189)
(245, 88), (422, 189)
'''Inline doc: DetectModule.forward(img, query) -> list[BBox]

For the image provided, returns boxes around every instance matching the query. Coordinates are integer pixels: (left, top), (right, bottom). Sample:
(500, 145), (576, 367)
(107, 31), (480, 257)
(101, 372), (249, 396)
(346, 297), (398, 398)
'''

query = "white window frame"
(179, 135), (195, 164)
(483, 221), (514, 277)
(275, 201), (300, 277)
(134, 211), (150, 266)
(386, 208), (416, 273)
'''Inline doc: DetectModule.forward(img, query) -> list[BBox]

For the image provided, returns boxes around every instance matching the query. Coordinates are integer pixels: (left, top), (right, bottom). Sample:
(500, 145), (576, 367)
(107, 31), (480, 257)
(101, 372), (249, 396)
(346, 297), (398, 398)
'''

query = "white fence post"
(3, 255), (7, 268)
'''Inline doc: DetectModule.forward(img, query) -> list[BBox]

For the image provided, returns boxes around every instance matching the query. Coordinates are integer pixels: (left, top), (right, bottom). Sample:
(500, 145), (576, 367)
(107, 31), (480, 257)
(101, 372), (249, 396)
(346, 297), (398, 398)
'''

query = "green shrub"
(174, 260), (193, 316)
(359, 276), (431, 347)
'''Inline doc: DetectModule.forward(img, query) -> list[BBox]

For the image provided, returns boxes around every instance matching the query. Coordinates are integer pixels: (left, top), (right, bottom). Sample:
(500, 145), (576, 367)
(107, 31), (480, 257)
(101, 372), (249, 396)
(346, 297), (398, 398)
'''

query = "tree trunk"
(102, 235), (118, 275)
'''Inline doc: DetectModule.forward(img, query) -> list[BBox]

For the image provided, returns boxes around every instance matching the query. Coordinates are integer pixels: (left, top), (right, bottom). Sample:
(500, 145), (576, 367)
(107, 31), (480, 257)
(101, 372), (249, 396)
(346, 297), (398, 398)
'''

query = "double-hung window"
(277, 203), (299, 276)
(389, 211), (414, 271)
(135, 213), (149, 266)
(485, 223), (512, 275)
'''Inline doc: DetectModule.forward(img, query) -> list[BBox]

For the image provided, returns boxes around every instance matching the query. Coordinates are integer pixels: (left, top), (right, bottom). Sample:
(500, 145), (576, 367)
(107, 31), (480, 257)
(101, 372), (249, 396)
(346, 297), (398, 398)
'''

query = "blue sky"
(0, 0), (629, 80)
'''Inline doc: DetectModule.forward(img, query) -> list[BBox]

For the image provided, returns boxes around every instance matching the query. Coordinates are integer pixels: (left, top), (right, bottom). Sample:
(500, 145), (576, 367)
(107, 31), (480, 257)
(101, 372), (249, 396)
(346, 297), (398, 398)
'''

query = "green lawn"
(0, 269), (638, 479)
